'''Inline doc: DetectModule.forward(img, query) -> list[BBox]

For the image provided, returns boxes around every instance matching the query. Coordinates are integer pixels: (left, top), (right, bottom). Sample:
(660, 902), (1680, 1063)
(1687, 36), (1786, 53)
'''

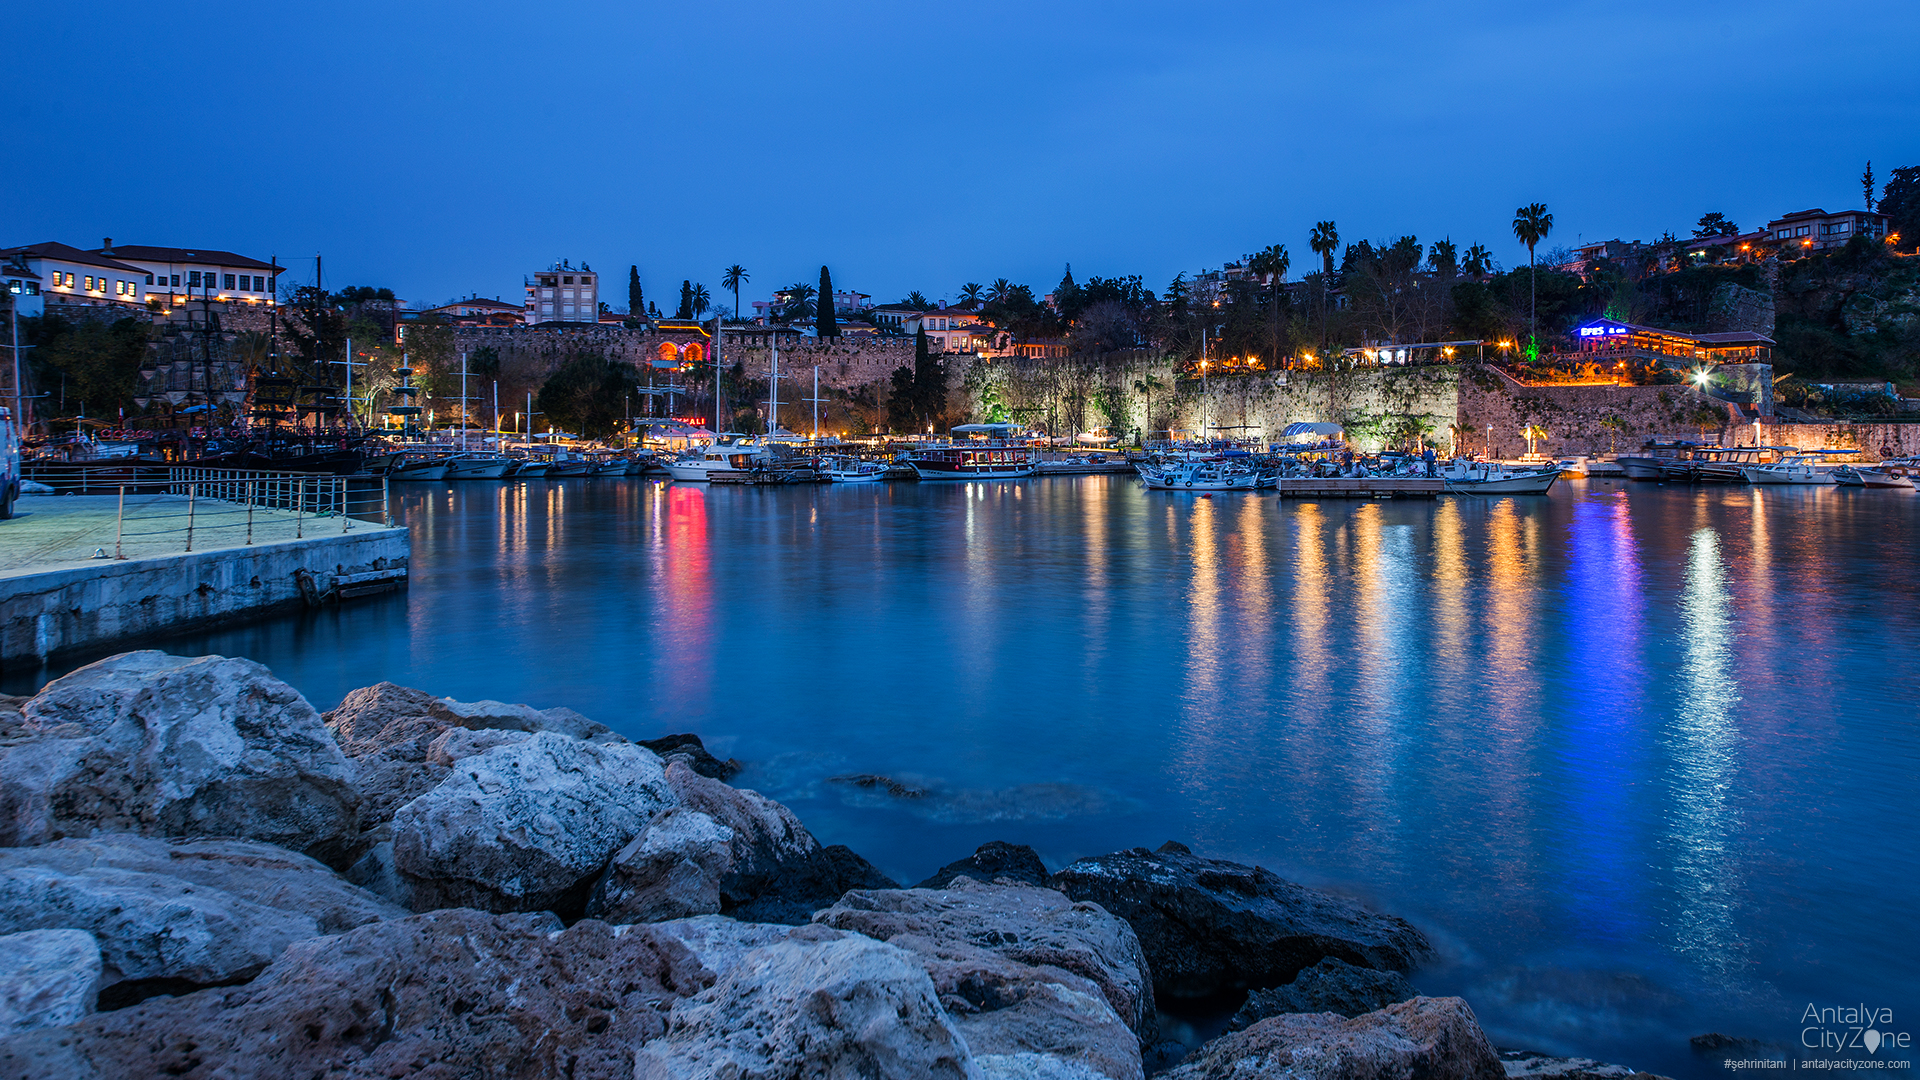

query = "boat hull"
(391, 463), (450, 481)
(1616, 457), (1669, 480)
(907, 463), (1037, 480)
(1741, 466), (1832, 485)
(447, 460), (514, 479)
(1859, 469), (1914, 489)
(1444, 470), (1559, 495)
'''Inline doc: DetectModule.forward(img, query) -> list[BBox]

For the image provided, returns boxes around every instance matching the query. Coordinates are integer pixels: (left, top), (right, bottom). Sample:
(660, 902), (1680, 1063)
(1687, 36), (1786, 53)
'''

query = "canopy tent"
(1279, 422), (1344, 439)
(951, 422), (1022, 433)
(641, 421), (715, 438)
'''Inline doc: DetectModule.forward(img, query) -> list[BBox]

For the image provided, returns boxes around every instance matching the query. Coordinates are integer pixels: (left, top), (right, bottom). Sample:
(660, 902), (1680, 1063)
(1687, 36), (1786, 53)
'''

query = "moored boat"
(901, 423), (1037, 481)
(1136, 459), (1267, 490)
(1742, 455), (1835, 485)
(1441, 460), (1560, 495)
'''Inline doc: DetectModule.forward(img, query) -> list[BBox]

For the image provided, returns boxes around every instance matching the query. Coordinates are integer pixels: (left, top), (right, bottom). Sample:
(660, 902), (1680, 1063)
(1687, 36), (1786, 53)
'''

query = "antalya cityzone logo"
(1802, 1004), (1911, 1056)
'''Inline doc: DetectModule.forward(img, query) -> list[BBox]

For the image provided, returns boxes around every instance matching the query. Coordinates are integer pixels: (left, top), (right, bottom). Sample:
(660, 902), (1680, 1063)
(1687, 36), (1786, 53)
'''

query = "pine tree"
(677, 281), (693, 320)
(816, 266), (837, 338)
(628, 266), (644, 318)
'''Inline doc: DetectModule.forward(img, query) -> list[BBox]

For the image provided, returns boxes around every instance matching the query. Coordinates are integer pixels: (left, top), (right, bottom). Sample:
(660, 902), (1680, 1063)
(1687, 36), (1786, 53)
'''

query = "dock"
(1, 470), (407, 666)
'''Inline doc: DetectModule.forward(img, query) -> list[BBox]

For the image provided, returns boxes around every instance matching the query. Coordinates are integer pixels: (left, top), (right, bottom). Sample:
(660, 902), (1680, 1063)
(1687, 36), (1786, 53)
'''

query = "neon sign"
(1578, 324), (1630, 338)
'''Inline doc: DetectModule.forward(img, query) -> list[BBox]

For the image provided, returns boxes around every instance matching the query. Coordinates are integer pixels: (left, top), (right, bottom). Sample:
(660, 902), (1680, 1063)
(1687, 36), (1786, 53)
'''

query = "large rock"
(0, 909), (710, 1080)
(818, 878), (1154, 1038)
(588, 761), (890, 925)
(1163, 996), (1504, 1080)
(325, 681), (617, 755)
(0, 929), (101, 1034)
(0, 834), (401, 1002)
(634, 927), (979, 1080)
(391, 731), (674, 912)
(1231, 957), (1419, 1028)
(638, 733), (741, 780)
(817, 880), (1150, 1079)
(1050, 842), (1432, 999)
(0, 652), (359, 865)
(917, 841), (1052, 890)
(1500, 1049), (1674, 1080)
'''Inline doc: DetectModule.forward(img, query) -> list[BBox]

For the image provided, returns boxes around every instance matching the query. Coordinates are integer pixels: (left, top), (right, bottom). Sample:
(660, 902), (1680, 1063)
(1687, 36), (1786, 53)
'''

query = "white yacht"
(1742, 455), (1835, 485)
(666, 435), (776, 482)
(819, 455), (889, 482)
(1441, 459), (1560, 495)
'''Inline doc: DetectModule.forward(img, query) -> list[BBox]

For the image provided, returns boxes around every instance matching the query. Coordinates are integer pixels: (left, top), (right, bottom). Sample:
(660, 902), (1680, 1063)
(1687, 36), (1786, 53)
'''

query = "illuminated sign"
(1578, 324), (1631, 338)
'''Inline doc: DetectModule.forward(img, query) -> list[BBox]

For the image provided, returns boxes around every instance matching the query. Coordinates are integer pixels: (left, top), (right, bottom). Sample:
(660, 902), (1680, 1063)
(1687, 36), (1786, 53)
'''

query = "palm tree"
(1308, 222), (1338, 348)
(721, 265), (748, 319)
(902, 291), (932, 310)
(1600, 414), (1628, 453)
(1462, 244), (1492, 277)
(690, 283), (712, 317)
(1512, 203), (1553, 355)
(1447, 422), (1472, 456)
(1521, 422), (1548, 457)
(1248, 244), (1290, 366)
(958, 283), (984, 308)
(985, 278), (1014, 304)
(782, 282), (816, 322)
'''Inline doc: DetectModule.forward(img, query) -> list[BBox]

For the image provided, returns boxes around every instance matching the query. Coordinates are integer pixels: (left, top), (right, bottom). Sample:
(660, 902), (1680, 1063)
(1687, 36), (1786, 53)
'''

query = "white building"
(0, 241), (151, 316)
(524, 261), (599, 324)
(93, 241), (280, 307)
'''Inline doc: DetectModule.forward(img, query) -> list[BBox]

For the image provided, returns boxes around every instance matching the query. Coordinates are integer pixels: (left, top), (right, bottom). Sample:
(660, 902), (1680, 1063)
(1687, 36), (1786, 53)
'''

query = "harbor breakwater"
(0, 651), (1679, 1079)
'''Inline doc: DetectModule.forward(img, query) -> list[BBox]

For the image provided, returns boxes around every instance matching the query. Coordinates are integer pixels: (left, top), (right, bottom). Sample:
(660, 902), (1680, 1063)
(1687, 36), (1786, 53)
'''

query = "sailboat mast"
(769, 327), (779, 437)
(812, 366), (819, 442)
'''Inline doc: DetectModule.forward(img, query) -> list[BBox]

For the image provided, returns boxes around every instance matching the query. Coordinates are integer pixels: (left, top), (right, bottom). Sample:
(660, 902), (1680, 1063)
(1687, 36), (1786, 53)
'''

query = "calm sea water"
(8, 476), (1917, 1075)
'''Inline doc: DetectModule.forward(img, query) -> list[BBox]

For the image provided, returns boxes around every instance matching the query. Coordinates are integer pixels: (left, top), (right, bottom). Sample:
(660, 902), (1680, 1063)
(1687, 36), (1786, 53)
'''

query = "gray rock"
(1163, 996), (1504, 1080)
(1502, 1049), (1674, 1080)
(817, 877), (1155, 1040)
(0, 834), (401, 1000)
(634, 928), (979, 1080)
(0, 909), (710, 1080)
(325, 681), (617, 756)
(648, 914), (816, 978)
(637, 733), (741, 780)
(424, 725), (530, 765)
(1231, 957), (1419, 1028)
(1050, 842), (1433, 1000)
(917, 841), (1051, 890)
(588, 807), (735, 923)
(391, 731), (674, 912)
(0, 929), (101, 1033)
(1706, 282), (1776, 337)
(0, 652), (360, 865)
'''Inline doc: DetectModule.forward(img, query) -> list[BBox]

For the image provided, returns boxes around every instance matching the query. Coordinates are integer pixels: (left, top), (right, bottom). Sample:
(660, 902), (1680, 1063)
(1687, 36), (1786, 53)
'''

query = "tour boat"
(1136, 460), (1268, 490)
(666, 435), (776, 482)
(1441, 460), (1560, 495)
(901, 423), (1038, 481)
(1741, 455), (1835, 485)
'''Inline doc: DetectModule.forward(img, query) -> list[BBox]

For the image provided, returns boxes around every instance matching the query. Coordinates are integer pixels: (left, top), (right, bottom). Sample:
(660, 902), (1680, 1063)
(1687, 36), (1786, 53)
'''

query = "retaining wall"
(0, 529), (409, 665)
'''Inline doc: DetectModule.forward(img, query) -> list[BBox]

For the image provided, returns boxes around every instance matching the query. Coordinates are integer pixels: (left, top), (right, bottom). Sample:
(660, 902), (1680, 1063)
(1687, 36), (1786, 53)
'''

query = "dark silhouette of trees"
(535, 352), (642, 438)
(816, 266), (838, 338)
(888, 328), (944, 431)
(721, 265), (748, 319)
(1512, 203), (1554, 353)
(628, 266), (644, 317)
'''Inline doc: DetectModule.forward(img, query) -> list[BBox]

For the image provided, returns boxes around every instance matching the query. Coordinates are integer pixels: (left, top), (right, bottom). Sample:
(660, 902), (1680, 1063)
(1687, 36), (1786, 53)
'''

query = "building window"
(85, 276), (95, 290)
(224, 274), (236, 289)
(253, 276), (264, 290)
(1796, 226), (1809, 237)
(563, 276), (574, 285)
(64, 272), (74, 287)
(170, 275), (179, 287)
(188, 271), (201, 287)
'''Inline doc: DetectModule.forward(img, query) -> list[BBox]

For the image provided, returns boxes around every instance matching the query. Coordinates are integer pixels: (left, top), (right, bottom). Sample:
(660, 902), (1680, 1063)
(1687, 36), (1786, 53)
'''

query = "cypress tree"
(677, 280), (693, 320)
(628, 266), (644, 318)
(816, 265), (837, 338)
(912, 327), (943, 428)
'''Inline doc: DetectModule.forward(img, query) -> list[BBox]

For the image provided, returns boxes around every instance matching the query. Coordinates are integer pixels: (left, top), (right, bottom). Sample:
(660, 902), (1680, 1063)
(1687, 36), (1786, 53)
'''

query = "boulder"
(0, 834), (401, 1003)
(648, 914), (818, 978)
(1162, 996), (1504, 1080)
(0, 909), (710, 1080)
(917, 841), (1051, 890)
(390, 732), (674, 913)
(0, 652), (359, 865)
(1049, 842), (1432, 999)
(325, 681), (617, 756)
(634, 928), (979, 1080)
(0, 929), (101, 1034)
(638, 733), (741, 780)
(817, 880), (1149, 1079)
(817, 878), (1154, 1039)
(588, 763), (900, 925)
(1231, 957), (1419, 1028)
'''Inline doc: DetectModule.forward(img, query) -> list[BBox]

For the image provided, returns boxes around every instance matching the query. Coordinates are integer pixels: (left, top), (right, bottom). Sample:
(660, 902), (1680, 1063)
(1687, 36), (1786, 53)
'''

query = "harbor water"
(7, 475), (1916, 1077)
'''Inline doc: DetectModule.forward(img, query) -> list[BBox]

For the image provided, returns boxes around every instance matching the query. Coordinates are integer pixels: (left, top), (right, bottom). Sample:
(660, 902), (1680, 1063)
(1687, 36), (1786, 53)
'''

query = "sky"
(6, 0), (1917, 312)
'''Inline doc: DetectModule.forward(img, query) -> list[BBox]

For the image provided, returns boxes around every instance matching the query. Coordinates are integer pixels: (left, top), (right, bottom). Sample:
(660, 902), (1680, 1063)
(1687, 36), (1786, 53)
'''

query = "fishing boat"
(1847, 462), (1916, 489)
(1441, 460), (1560, 495)
(819, 455), (889, 482)
(1742, 454), (1835, 485)
(1618, 437), (1704, 480)
(1137, 459), (1268, 490)
(666, 435), (775, 482)
(390, 454), (451, 481)
(901, 423), (1038, 480)
(513, 459), (550, 478)
(445, 455), (515, 479)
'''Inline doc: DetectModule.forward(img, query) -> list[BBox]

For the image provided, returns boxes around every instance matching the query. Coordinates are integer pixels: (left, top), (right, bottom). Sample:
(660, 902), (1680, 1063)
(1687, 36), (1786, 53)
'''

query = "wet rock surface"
(1050, 841), (1434, 1000)
(1230, 957), (1420, 1028)
(0, 930), (101, 1034)
(638, 733), (742, 780)
(917, 840), (1052, 889)
(1500, 1049), (1675, 1080)
(1162, 996), (1505, 1080)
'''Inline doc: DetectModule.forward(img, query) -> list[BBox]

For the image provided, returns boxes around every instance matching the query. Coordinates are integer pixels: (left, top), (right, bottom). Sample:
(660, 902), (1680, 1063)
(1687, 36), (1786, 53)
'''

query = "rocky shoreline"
(0, 652), (1674, 1079)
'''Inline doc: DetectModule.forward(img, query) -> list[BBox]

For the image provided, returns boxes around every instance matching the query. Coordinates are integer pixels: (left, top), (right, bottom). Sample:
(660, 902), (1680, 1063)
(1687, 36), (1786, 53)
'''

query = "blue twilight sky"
(6, 1), (1917, 311)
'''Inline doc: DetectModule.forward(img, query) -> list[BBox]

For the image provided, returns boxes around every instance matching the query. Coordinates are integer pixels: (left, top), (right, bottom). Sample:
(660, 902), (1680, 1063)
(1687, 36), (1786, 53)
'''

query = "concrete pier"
(0, 494), (408, 666)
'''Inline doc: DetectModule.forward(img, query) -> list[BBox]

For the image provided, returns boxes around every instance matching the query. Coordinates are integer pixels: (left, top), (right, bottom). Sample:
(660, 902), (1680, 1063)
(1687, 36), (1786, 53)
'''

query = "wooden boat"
(901, 423), (1037, 481)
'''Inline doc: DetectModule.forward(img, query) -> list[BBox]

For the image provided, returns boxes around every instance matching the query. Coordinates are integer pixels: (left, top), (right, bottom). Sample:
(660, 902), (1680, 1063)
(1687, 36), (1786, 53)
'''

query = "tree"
(1429, 239), (1459, 279)
(958, 283), (984, 307)
(985, 278), (1014, 304)
(1877, 164), (1920, 251)
(1462, 243), (1493, 277)
(901, 291), (932, 310)
(1248, 244), (1290, 364)
(535, 351), (642, 438)
(1521, 422), (1548, 457)
(37, 316), (148, 417)
(1863, 161), (1876, 211)
(816, 266), (838, 338)
(1694, 213), (1739, 238)
(1600, 413), (1628, 453)
(780, 283), (817, 322)
(1512, 203), (1554, 354)
(888, 328), (941, 431)
(721, 265), (748, 319)
(1309, 222), (1338, 347)
(690, 283), (711, 317)
(676, 281), (693, 320)
(628, 266), (644, 318)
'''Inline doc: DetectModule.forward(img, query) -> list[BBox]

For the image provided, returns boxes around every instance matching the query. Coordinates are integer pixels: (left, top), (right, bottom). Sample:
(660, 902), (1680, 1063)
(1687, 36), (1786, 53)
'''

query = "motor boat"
(1844, 462), (1916, 489)
(1618, 438), (1704, 480)
(666, 435), (776, 482)
(1441, 460), (1560, 495)
(390, 455), (451, 481)
(819, 455), (889, 482)
(1136, 459), (1268, 490)
(901, 424), (1039, 480)
(1742, 455), (1835, 485)
(445, 455), (515, 479)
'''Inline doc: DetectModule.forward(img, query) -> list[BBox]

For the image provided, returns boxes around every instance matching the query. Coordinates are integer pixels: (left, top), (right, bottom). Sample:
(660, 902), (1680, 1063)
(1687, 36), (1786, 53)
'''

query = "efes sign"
(1578, 323), (1631, 338)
